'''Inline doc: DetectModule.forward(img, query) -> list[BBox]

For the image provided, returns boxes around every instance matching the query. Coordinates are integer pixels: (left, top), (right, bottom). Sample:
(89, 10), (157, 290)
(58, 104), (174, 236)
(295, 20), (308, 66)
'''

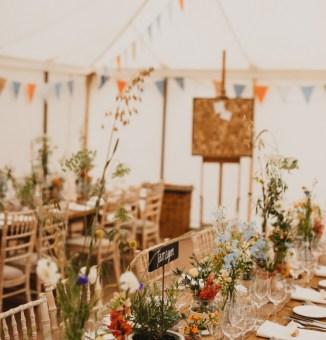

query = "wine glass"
(240, 302), (257, 338)
(221, 303), (243, 340)
(267, 275), (287, 321)
(253, 272), (268, 326)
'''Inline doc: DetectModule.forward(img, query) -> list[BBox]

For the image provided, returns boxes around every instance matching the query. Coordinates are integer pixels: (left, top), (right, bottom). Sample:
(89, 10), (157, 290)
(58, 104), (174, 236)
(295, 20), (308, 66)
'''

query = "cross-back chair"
(0, 211), (37, 312)
(0, 295), (52, 340)
(136, 182), (164, 249)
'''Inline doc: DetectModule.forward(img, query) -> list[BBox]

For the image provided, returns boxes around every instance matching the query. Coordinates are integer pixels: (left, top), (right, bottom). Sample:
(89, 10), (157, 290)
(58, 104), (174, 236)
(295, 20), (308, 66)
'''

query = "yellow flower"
(188, 267), (199, 278)
(95, 228), (105, 240)
(128, 239), (138, 249)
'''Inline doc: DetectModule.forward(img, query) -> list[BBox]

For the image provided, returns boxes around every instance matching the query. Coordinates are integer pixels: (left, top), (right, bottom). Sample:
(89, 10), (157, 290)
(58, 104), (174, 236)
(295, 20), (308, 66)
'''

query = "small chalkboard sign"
(148, 241), (179, 272)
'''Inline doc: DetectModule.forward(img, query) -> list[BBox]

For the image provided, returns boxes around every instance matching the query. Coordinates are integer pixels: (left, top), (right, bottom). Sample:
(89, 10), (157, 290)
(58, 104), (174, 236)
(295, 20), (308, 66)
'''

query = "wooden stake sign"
(148, 241), (179, 272)
(148, 241), (179, 334)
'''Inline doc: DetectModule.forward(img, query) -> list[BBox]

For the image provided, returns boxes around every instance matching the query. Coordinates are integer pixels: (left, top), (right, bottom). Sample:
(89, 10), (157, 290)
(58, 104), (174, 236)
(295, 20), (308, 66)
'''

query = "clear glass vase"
(191, 296), (216, 314)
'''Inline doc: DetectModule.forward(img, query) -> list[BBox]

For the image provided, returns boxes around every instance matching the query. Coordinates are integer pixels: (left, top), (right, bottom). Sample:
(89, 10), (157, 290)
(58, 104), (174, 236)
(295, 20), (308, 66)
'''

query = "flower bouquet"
(175, 255), (220, 313)
(292, 187), (325, 245)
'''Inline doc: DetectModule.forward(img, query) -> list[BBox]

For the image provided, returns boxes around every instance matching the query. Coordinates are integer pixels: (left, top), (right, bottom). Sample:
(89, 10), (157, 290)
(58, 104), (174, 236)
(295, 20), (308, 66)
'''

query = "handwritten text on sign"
(148, 241), (179, 272)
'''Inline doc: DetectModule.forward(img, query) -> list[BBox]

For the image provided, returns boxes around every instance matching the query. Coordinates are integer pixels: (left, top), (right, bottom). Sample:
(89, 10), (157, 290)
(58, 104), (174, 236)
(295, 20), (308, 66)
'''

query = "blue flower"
(250, 239), (267, 259)
(76, 274), (88, 285)
(224, 250), (239, 269)
(217, 231), (231, 243)
(139, 282), (145, 291)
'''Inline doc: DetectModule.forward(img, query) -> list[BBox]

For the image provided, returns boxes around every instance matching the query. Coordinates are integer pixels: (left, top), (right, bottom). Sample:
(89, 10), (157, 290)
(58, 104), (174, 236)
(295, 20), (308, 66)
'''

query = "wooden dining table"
(174, 275), (325, 339)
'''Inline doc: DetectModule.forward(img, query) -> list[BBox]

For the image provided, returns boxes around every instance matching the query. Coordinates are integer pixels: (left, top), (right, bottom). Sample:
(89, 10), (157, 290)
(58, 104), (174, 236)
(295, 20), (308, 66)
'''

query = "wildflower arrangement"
(106, 271), (141, 340)
(291, 187), (325, 243)
(174, 255), (220, 302)
(255, 154), (298, 272)
(129, 283), (182, 340)
(212, 222), (257, 307)
(183, 313), (208, 339)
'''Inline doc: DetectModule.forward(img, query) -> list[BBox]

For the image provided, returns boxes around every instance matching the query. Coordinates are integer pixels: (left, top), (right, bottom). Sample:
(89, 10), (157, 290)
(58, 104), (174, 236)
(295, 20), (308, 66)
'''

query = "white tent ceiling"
(1, 0), (326, 74)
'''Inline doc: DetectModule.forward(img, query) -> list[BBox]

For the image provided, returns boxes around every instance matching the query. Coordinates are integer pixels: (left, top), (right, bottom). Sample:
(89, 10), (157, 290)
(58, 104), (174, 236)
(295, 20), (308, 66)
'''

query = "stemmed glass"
(240, 302), (256, 338)
(267, 274), (287, 321)
(221, 302), (244, 340)
(253, 272), (268, 327)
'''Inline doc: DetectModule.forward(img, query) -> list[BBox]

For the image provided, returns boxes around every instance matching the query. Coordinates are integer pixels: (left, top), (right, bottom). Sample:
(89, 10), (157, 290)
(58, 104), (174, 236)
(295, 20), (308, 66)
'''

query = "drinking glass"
(240, 302), (257, 338)
(221, 303), (243, 340)
(267, 275), (287, 320)
(253, 272), (268, 326)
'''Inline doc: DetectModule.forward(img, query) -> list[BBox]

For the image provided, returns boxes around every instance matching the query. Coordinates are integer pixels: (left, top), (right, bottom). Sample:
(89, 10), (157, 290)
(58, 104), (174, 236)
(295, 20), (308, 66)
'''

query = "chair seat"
(67, 236), (112, 248)
(4, 265), (25, 285)
(11, 253), (38, 270)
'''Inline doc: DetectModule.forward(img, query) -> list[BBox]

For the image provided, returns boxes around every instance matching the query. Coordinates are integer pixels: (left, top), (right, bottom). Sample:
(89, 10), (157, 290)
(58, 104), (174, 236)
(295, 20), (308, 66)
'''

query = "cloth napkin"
(315, 266), (326, 277)
(291, 285), (326, 304)
(257, 320), (323, 339)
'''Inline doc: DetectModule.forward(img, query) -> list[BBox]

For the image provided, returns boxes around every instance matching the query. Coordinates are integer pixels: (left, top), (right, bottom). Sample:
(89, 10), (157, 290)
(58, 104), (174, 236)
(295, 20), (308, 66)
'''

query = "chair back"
(0, 210), (37, 277)
(191, 227), (215, 260)
(37, 205), (66, 275)
(129, 232), (194, 283)
(0, 295), (52, 340)
(142, 190), (163, 225)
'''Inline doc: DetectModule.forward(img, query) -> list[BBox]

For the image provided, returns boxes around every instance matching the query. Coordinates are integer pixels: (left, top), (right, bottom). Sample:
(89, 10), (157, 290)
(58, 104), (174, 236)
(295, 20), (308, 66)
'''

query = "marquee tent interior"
(1, 0), (326, 227)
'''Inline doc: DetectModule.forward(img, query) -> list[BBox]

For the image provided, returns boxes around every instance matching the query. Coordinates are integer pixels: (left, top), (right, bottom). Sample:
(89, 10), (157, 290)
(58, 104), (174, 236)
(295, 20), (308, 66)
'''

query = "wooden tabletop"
(176, 276), (325, 339)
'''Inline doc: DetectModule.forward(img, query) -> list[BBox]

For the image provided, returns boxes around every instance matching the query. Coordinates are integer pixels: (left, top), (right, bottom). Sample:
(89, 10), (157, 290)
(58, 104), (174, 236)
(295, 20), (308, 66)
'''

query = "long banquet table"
(192, 275), (325, 339)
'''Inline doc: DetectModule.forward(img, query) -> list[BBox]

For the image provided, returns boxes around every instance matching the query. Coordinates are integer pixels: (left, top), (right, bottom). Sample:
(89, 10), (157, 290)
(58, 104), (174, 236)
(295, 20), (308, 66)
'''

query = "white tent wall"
(47, 73), (85, 173)
(0, 67), (43, 174)
(164, 78), (326, 227)
(88, 80), (163, 189)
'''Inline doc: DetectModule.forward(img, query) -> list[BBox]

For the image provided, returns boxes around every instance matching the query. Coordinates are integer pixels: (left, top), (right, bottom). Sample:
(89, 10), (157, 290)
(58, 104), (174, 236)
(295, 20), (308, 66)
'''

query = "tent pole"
(160, 78), (168, 180)
(43, 71), (49, 135)
(247, 79), (256, 221)
(82, 73), (95, 149)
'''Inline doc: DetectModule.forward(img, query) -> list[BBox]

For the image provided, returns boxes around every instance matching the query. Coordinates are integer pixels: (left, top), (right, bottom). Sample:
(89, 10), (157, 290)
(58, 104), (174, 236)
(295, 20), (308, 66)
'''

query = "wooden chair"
(191, 227), (215, 260)
(66, 222), (121, 284)
(136, 183), (164, 249)
(0, 211), (37, 312)
(35, 206), (67, 294)
(0, 295), (52, 339)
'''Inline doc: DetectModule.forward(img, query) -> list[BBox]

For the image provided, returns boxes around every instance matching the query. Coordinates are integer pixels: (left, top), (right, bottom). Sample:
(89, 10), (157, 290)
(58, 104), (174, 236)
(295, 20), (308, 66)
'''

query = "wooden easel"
(197, 51), (254, 224)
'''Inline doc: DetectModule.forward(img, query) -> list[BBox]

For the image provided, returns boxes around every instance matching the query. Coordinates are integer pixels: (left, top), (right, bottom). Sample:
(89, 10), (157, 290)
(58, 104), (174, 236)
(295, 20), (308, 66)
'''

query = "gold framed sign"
(192, 97), (254, 161)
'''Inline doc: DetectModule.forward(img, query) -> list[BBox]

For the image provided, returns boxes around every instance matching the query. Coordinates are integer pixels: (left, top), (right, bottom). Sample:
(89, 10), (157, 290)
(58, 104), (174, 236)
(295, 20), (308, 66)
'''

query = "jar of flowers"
(175, 256), (220, 313)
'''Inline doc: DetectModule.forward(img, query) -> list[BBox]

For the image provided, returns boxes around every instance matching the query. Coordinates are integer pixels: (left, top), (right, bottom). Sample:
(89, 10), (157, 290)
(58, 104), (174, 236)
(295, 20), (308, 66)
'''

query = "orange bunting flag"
(255, 85), (268, 103)
(178, 0), (184, 10)
(116, 55), (121, 69)
(117, 80), (127, 93)
(26, 83), (36, 102)
(213, 80), (222, 96)
(0, 77), (6, 94)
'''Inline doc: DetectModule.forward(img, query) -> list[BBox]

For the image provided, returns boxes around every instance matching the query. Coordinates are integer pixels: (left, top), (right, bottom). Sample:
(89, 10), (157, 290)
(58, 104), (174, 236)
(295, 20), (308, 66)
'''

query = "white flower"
(119, 271), (140, 293)
(199, 279), (204, 289)
(80, 265), (98, 285)
(188, 267), (199, 278)
(36, 258), (60, 285)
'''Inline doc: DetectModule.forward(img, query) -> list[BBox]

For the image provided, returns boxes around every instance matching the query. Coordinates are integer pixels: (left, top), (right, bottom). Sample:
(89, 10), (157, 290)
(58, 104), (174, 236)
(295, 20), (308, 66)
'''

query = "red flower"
(313, 218), (324, 238)
(198, 275), (220, 301)
(108, 310), (132, 340)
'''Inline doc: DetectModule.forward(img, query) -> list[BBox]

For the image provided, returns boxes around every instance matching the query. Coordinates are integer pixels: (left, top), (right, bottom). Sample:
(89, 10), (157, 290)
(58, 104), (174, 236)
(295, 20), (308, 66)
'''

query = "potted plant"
(129, 283), (183, 340)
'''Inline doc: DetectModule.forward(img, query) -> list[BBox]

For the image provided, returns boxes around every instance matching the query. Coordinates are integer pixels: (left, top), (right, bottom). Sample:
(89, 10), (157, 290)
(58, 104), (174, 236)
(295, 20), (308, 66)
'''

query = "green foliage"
(15, 175), (37, 208)
(33, 135), (55, 179)
(62, 149), (96, 177)
(56, 264), (94, 340)
(130, 284), (181, 340)
(255, 155), (298, 272)
(112, 163), (130, 179)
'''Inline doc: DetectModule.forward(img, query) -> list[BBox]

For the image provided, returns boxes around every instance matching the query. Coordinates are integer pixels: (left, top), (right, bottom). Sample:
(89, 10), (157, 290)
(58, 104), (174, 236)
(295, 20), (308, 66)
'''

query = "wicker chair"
(0, 295), (52, 339)
(0, 211), (37, 312)
(191, 227), (216, 260)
